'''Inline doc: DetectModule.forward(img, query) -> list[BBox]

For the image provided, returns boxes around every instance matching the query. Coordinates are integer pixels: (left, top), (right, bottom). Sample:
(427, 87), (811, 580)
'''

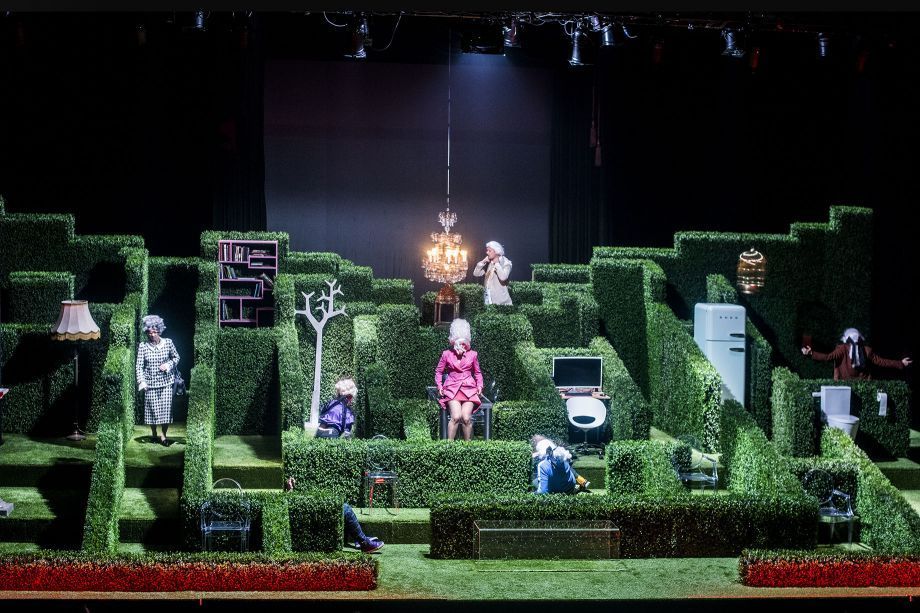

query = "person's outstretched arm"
(867, 347), (912, 370)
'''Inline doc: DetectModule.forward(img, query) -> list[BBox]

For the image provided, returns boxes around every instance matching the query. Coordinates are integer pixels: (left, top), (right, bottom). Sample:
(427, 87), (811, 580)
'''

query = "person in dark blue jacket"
(535, 444), (578, 494)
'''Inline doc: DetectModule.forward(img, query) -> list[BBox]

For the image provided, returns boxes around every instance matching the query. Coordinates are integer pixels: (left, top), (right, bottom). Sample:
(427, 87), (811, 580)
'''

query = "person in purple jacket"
(434, 318), (484, 441)
(315, 378), (357, 438)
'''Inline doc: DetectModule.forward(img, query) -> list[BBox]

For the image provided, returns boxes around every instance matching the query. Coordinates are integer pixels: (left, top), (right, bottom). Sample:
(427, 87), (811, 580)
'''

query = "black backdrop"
(0, 12), (916, 419)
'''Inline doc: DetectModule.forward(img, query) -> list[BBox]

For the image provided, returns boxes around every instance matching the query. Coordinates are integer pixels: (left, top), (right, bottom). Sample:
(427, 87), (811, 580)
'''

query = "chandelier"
(422, 30), (469, 300)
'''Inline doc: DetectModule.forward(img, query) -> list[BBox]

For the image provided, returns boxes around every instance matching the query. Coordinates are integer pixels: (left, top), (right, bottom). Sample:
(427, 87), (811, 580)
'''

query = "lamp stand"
(65, 345), (86, 442)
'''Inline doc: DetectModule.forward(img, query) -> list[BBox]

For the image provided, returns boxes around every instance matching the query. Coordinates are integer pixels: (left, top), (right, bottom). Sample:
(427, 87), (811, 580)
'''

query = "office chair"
(566, 396), (607, 458)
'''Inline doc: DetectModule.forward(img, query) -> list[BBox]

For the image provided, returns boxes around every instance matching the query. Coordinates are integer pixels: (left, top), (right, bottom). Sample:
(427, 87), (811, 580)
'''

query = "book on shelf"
(258, 273), (274, 289)
(253, 284), (261, 298)
(250, 248), (270, 256)
(221, 301), (230, 320)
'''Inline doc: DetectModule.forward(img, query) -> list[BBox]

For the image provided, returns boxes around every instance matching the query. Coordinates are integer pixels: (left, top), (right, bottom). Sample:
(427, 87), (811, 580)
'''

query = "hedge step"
(902, 490), (920, 516)
(213, 434), (283, 490)
(0, 433), (94, 488)
(0, 487), (87, 548)
(118, 488), (181, 546)
(874, 456), (920, 490)
(349, 507), (431, 544)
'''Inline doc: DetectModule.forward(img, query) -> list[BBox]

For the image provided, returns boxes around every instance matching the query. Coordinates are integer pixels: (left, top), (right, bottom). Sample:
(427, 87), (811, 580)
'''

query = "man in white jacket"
(473, 240), (513, 305)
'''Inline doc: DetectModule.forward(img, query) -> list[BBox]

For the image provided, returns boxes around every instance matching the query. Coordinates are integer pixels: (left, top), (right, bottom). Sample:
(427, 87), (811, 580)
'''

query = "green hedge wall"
(0, 325), (74, 433)
(728, 412), (806, 498)
(276, 322), (306, 431)
(81, 344), (134, 554)
(283, 252), (342, 275)
(178, 488), (341, 554)
(193, 262), (218, 369)
(429, 493), (817, 559)
(377, 304), (443, 402)
(771, 367), (819, 457)
(820, 427), (920, 551)
(199, 230), (290, 263)
(371, 278), (414, 305)
(647, 302), (722, 452)
(0, 213), (75, 282)
(530, 263), (591, 284)
(593, 207), (874, 384)
(282, 432), (532, 507)
(472, 311), (534, 402)
(215, 328), (278, 435)
(8, 271), (74, 325)
(772, 368), (911, 458)
(507, 338), (650, 443)
(182, 364), (216, 499)
(590, 258), (664, 397)
(605, 440), (688, 499)
(492, 400), (568, 442)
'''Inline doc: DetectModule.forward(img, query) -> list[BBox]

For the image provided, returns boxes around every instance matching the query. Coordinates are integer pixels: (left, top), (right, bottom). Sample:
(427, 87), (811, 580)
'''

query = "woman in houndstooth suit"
(136, 314), (180, 446)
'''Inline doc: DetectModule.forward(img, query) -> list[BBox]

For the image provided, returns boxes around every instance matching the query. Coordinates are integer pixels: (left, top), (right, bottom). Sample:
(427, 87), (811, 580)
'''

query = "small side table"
(362, 469), (399, 515)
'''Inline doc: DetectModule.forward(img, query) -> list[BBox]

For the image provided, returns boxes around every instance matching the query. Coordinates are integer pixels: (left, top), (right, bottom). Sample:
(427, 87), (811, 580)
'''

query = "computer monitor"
(552, 356), (603, 391)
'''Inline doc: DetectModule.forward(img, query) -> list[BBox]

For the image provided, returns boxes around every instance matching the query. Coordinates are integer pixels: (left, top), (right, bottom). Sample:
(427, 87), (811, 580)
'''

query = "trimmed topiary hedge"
(492, 400), (567, 442)
(215, 327), (278, 435)
(8, 271), (74, 325)
(605, 440), (687, 499)
(283, 252), (342, 275)
(820, 426), (920, 551)
(282, 432), (532, 508)
(429, 492), (817, 559)
(647, 302), (722, 452)
(531, 263), (591, 284)
(593, 206), (875, 386)
(371, 278), (414, 305)
(728, 412), (806, 498)
(771, 367), (911, 458)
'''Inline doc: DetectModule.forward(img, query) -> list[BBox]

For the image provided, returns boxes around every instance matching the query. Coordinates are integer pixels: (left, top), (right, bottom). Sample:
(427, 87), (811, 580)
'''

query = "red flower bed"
(740, 550), (920, 587)
(0, 555), (377, 592)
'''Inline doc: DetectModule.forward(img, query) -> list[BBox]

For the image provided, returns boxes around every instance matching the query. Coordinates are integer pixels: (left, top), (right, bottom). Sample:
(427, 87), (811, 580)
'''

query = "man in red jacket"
(801, 327), (912, 381)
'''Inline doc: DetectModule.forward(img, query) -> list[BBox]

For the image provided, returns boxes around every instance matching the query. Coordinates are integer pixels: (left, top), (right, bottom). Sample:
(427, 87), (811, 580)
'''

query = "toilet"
(814, 385), (860, 440)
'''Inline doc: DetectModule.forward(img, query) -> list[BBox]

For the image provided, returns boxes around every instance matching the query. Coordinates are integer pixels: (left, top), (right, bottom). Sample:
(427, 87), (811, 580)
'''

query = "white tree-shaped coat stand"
(295, 279), (346, 428)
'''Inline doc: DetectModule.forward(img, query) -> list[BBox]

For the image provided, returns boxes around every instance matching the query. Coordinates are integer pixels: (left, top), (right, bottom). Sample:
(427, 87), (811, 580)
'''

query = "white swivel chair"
(566, 396), (607, 458)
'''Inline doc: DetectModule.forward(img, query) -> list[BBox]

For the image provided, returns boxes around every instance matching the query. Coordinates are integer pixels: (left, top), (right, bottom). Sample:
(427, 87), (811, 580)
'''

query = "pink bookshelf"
(218, 239), (277, 327)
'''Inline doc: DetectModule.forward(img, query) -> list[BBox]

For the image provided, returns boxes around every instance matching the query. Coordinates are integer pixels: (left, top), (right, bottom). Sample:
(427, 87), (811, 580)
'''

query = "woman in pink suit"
(435, 318), (483, 441)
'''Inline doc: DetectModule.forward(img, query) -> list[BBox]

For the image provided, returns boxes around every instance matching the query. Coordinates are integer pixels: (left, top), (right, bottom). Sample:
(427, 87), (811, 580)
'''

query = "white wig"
(552, 445), (573, 464)
(141, 314), (166, 334)
(448, 318), (472, 346)
(841, 328), (863, 343)
(534, 438), (556, 458)
(485, 240), (505, 256)
(335, 378), (358, 398)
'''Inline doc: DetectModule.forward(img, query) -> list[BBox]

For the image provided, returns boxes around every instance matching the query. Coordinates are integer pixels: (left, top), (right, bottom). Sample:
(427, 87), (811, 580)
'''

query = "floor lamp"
(51, 300), (100, 442)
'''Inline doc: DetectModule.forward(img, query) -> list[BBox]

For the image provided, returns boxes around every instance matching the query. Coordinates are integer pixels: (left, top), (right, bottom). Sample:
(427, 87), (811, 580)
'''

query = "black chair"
(427, 377), (496, 440)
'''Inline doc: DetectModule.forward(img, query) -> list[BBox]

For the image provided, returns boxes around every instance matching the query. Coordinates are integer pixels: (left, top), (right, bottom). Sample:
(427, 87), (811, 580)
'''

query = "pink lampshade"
(51, 300), (101, 341)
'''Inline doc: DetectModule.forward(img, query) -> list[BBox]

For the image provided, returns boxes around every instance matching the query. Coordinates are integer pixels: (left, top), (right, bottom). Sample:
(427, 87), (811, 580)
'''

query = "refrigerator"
(693, 303), (747, 405)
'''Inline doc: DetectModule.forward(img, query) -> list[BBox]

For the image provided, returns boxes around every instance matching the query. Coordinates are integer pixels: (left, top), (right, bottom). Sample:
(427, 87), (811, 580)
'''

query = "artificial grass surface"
(213, 434), (283, 489)
(124, 425), (187, 468)
(901, 490), (920, 516)
(0, 487), (85, 519)
(119, 488), (180, 519)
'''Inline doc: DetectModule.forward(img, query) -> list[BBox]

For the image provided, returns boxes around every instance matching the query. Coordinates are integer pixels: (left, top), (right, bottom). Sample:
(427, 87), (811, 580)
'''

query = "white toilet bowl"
(826, 414), (860, 440)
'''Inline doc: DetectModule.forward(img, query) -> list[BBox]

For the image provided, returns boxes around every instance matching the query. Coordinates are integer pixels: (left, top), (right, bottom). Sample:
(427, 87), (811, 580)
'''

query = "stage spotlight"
(193, 10), (207, 32)
(461, 23), (504, 54)
(721, 28), (745, 58)
(345, 15), (369, 59)
(600, 23), (618, 47)
(503, 18), (520, 48)
(569, 25), (590, 66)
(817, 32), (830, 58)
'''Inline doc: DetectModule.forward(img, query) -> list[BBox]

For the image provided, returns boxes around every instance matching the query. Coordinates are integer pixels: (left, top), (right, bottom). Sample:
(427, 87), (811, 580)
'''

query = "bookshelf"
(218, 239), (277, 327)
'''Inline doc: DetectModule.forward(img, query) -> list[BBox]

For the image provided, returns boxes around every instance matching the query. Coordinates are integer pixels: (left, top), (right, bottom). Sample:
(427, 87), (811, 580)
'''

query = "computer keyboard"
(564, 389), (596, 396)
